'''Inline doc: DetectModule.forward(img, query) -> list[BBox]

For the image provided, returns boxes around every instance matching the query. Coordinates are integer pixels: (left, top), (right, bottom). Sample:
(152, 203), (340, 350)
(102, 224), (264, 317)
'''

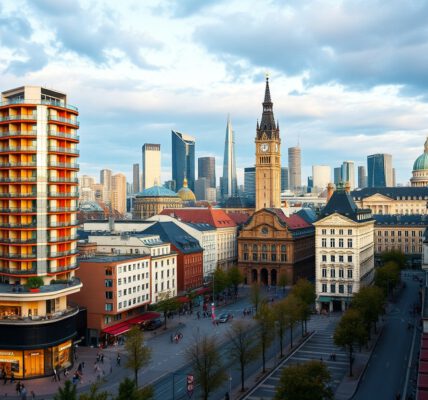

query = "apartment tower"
(0, 86), (82, 378)
(142, 144), (161, 190)
(288, 146), (301, 191)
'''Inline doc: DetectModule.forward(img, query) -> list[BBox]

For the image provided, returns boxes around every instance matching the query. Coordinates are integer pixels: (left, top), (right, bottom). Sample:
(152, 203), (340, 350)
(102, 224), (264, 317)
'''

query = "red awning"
(194, 287), (211, 295)
(177, 296), (190, 303)
(419, 374), (428, 389)
(102, 312), (161, 336)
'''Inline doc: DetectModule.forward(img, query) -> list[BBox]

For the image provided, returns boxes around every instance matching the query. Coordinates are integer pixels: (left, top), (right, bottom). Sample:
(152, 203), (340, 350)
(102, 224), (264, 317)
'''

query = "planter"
(29, 288), (40, 293)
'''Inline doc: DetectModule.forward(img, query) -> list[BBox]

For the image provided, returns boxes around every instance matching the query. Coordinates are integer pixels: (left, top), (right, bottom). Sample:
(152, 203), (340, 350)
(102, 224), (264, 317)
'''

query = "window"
(339, 239), (344, 248)
(330, 269), (335, 278)
(253, 253), (258, 261)
(339, 255), (344, 262)
(322, 284), (327, 293)
(322, 238), (327, 248)
(105, 268), (112, 276)
(322, 255), (327, 262)
(339, 268), (344, 278)
(253, 244), (258, 251)
(347, 239), (353, 248)
(118, 290), (122, 297)
(405, 231), (409, 237)
(124, 289), (127, 295)
(347, 269), (353, 279)
(118, 302), (122, 309)
(339, 284), (344, 294)
(339, 229), (344, 235)
(322, 268), (327, 278)
(105, 279), (113, 287)
(118, 278), (122, 285)
(105, 303), (113, 311)
(243, 244), (248, 251)
(347, 284), (353, 294)
(330, 284), (336, 293)
(271, 253), (276, 262)
(330, 238), (335, 247)
(331, 255), (335, 262)
(322, 229), (326, 235)
(330, 229), (335, 235)
(105, 291), (113, 299)
(347, 255), (353, 262)
(281, 253), (287, 262)
(348, 229), (352, 235)
(244, 253), (249, 260)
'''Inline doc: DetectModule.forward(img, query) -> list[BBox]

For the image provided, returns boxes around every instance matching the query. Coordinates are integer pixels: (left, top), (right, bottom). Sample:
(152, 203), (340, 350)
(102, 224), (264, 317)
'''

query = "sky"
(1, 0), (428, 187)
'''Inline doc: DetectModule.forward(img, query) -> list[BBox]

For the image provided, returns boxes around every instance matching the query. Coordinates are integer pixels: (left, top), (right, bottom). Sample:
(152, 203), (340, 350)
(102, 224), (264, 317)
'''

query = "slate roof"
(373, 214), (428, 226)
(142, 222), (203, 254)
(160, 208), (237, 228)
(351, 187), (428, 200)
(296, 208), (318, 224)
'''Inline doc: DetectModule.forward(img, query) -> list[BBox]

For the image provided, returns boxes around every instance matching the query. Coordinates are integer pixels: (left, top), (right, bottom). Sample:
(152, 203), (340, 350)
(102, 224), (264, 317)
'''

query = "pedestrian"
(82, 361), (85, 369)
(170, 333), (174, 343)
(30, 390), (35, 400)
(20, 384), (27, 400)
(52, 368), (57, 382)
(197, 311), (200, 320)
(16, 381), (21, 395)
(11, 371), (15, 383)
(116, 354), (121, 366)
(77, 363), (82, 373)
(2, 369), (7, 385)
(101, 354), (104, 364)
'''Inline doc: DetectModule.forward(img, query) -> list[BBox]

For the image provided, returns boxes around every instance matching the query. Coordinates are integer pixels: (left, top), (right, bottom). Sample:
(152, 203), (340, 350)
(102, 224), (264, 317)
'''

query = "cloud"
(159, 0), (221, 18)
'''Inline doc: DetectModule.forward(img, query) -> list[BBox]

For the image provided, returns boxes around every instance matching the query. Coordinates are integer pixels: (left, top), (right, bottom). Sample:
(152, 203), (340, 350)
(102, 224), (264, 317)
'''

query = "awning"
(102, 312), (161, 336)
(318, 296), (332, 302)
(194, 287), (211, 295)
(177, 296), (190, 303)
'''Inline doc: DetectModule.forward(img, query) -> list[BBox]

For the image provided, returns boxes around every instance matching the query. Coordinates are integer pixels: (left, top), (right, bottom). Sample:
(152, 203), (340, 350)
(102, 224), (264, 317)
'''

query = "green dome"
(413, 137), (428, 171)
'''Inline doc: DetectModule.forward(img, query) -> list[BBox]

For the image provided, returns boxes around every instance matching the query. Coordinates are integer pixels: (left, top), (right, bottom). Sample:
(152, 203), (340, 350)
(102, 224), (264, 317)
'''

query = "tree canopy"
(125, 326), (152, 387)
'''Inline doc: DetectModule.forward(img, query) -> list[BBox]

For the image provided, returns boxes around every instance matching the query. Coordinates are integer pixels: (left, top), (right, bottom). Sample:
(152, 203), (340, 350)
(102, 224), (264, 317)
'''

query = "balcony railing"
(0, 238), (37, 244)
(0, 162), (37, 168)
(48, 177), (79, 183)
(49, 249), (78, 258)
(0, 306), (79, 324)
(48, 146), (79, 155)
(47, 131), (79, 140)
(0, 146), (37, 153)
(0, 267), (37, 275)
(0, 131), (37, 138)
(0, 193), (37, 198)
(0, 207), (37, 213)
(48, 116), (79, 126)
(48, 161), (79, 169)
(48, 221), (78, 227)
(0, 222), (37, 228)
(48, 263), (78, 273)
(0, 115), (37, 122)
(48, 235), (78, 243)
(48, 206), (78, 212)
(0, 253), (37, 260)
(48, 192), (78, 198)
(0, 178), (37, 183)
(0, 98), (78, 112)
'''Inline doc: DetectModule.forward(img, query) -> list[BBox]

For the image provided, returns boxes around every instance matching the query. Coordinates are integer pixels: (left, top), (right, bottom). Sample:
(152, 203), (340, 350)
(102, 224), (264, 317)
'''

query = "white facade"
(314, 213), (375, 312)
(341, 161), (355, 189)
(312, 165), (331, 191)
(142, 144), (161, 189)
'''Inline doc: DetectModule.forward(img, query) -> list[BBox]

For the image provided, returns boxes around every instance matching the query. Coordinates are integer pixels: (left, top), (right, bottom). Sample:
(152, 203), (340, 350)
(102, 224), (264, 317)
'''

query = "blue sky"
(1, 0), (428, 186)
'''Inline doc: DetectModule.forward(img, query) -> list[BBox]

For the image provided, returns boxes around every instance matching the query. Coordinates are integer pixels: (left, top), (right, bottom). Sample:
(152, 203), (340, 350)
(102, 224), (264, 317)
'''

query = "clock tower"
(255, 76), (281, 210)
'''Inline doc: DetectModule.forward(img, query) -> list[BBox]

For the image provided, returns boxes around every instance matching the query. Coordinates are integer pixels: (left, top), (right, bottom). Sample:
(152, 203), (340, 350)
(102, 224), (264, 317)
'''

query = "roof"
(137, 185), (178, 198)
(79, 201), (104, 212)
(226, 212), (251, 225)
(186, 222), (216, 232)
(320, 189), (372, 222)
(79, 254), (149, 263)
(296, 208), (318, 224)
(373, 214), (428, 226)
(143, 222), (203, 254)
(267, 208), (312, 229)
(160, 207), (237, 228)
(413, 137), (428, 171)
(351, 186), (428, 200)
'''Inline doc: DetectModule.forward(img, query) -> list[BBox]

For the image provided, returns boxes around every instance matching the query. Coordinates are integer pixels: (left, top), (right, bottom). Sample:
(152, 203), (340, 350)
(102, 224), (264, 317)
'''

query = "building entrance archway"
(260, 268), (268, 285)
(251, 269), (258, 283)
(270, 269), (277, 286)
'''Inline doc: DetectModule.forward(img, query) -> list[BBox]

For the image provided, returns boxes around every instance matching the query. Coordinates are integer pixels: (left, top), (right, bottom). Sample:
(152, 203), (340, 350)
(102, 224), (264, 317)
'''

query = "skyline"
(1, 0), (428, 185)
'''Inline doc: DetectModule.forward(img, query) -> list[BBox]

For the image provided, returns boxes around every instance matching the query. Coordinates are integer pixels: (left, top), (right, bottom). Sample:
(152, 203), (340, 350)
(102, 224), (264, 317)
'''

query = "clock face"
(260, 143), (269, 152)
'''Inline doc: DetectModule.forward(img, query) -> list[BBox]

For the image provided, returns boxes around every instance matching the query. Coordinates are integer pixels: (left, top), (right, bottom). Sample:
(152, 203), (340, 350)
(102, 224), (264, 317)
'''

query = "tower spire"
(258, 75), (277, 136)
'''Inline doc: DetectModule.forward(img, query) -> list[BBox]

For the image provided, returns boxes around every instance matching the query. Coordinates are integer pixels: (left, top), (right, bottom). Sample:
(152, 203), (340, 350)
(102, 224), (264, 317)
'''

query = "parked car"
(215, 313), (233, 323)
(144, 318), (163, 331)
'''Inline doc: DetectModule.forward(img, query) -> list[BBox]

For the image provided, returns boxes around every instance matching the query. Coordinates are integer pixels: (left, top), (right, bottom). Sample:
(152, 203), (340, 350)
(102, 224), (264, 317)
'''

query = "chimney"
(345, 181), (351, 194)
(327, 183), (335, 202)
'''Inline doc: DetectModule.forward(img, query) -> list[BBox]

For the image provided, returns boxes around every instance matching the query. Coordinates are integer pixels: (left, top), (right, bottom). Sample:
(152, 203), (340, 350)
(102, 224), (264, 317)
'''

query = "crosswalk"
(244, 313), (348, 399)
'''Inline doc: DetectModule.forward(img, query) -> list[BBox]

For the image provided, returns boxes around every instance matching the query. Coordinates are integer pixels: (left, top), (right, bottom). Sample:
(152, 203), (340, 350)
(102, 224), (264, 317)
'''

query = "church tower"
(255, 76), (281, 210)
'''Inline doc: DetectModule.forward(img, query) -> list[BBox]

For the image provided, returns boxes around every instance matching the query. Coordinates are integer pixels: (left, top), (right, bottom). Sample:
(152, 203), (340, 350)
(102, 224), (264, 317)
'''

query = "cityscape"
(1, 1), (428, 400)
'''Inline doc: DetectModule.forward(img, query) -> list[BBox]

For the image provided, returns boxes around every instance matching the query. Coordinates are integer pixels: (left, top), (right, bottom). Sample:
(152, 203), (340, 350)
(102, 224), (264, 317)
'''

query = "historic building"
(315, 185), (375, 312)
(255, 77), (281, 210)
(238, 208), (314, 285)
(177, 178), (196, 206)
(411, 137), (428, 187)
(0, 86), (81, 378)
(132, 185), (182, 220)
(351, 187), (428, 215)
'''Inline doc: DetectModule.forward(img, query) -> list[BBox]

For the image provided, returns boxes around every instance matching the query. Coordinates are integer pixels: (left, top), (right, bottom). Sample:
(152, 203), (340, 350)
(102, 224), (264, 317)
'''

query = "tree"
(255, 301), (275, 372)
(227, 266), (244, 296)
(155, 291), (180, 329)
(250, 283), (262, 313)
(54, 380), (77, 400)
(273, 299), (288, 357)
(374, 261), (400, 296)
(334, 309), (367, 377)
(277, 272), (288, 293)
(116, 378), (153, 400)
(226, 320), (259, 391)
(380, 250), (406, 269)
(212, 267), (229, 299)
(185, 335), (227, 400)
(124, 326), (152, 387)
(79, 383), (109, 400)
(274, 360), (333, 400)
(351, 286), (384, 338)
(291, 279), (316, 334)
(282, 294), (303, 348)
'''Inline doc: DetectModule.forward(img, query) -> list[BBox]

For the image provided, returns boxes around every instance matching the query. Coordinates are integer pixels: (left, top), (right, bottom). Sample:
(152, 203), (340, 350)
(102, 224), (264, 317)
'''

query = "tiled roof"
(351, 186), (428, 200)
(226, 212), (251, 225)
(160, 207), (237, 228)
(266, 208), (312, 230)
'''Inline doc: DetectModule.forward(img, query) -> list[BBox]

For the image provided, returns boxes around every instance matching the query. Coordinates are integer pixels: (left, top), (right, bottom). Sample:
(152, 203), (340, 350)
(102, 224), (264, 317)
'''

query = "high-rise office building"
(341, 161), (355, 189)
(194, 177), (208, 200)
(171, 131), (195, 191)
(100, 169), (112, 192)
(133, 163), (140, 193)
(244, 167), (256, 204)
(255, 77), (281, 209)
(281, 167), (289, 191)
(367, 153), (393, 188)
(198, 157), (216, 188)
(334, 167), (342, 185)
(288, 146), (301, 191)
(358, 166), (367, 189)
(221, 116), (237, 199)
(142, 144), (161, 190)
(307, 176), (313, 192)
(0, 86), (82, 378)
(393, 168), (396, 187)
(111, 173), (127, 215)
(312, 165), (331, 191)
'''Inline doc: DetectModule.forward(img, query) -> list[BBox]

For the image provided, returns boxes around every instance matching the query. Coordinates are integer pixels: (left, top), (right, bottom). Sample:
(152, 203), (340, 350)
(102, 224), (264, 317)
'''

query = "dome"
(79, 201), (104, 212)
(177, 178), (196, 202)
(137, 185), (178, 198)
(413, 137), (428, 171)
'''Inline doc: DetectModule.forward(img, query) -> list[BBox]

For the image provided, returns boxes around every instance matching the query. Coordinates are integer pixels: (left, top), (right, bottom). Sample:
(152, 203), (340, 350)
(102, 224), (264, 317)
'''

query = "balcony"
(0, 115), (37, 122)
(48, 116), (79, 126)
(0, 193), (37, 198)
(0, 238), (37, 244)
(48, 221), (77, 228)
(0, 253), (37, 260)
(48, 235), (78, 243)
(0, 267), (37, 275)
(0, 131), (37, 138)
(0, 162), (37, 168)
(48, 263), (78, 274)
(48, 146), (79, 155)
(0, 146), (37, 153)
(48, 206), (78, 212)
(0, 177), (37, 183)
(0, 98), (78, 112)
(0, 306), (79, 324)
(0, 207), (37, 213)
(48, 161), (79, 169)
(0, 222), (37, 228)
(49, 249), (78, 258)
(48, 177), (79, 184)
(47, 131), (79, 141)
(48, 192), (78, 198)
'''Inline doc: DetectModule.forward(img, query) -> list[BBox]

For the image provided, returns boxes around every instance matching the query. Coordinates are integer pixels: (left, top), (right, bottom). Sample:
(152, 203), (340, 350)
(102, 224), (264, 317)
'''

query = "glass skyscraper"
(244, 167), (256, 204)
(367, 154), (393, 187)
(171, 130), (195, 191)
(281, 167), (289, 191)
(221, 116), (237, 200)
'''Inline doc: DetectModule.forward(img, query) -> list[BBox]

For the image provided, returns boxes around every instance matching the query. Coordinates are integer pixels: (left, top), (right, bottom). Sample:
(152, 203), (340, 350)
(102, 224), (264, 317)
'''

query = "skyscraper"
(221, 116), (237, 199)
(281, 167), (289, 191)
(334, 167), (342, 185)
(367, 153), (393, 188)
(0, 85), (82, 378)
(100, 168), (112, 202)
(142, 143), (161, 190)
(194, 177), (208, 200)
(255, 77), (281, 210)
(358, 166), (367, 189)
(288, 146), (301, 191)
(341, 161), (355, 189)
(171, 131), (195, 191)
(244, 167), (256, 204)
(133, 163), (140, 193)
(312, 165), (331, 191)
(198, 156), (216, 188)
(112, 173), (127, 215)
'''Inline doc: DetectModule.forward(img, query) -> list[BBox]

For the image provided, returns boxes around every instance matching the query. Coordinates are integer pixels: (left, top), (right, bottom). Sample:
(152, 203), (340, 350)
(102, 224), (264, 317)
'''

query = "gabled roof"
(296, 208), (317, 224)
(142, 222), (203, 254)
(160, 207), (237, 228)
(226, 212), (251, 226)
(351, 187), (428, 201)
(265, 208), (312, 230)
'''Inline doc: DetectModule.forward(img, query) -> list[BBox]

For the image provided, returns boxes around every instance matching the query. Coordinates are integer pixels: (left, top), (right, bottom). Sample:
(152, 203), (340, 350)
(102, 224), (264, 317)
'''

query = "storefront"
(0, 339), (72, 379)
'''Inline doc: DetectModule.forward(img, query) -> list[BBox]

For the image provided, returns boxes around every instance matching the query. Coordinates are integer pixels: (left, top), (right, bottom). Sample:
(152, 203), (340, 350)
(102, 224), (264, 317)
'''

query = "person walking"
(20, 384), (27, 400)
(116, 354), (121, 366)
(11, 371), (15, 383)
